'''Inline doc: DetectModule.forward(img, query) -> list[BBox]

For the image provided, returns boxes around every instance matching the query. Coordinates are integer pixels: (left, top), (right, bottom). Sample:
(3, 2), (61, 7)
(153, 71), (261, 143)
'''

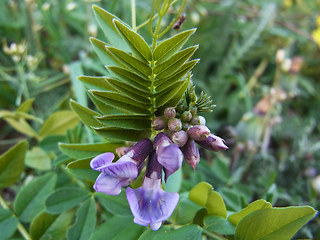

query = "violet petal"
(93, 173), (132, 195)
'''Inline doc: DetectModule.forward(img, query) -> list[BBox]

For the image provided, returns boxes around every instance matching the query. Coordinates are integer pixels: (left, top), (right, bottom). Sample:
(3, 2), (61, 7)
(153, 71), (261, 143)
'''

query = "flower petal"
(157, 143), (183, 177)
(93, 173), (131, 195)
(90, 152), (115, 171)
(126, 178), (179, 229)
(102, 156), (138, 178)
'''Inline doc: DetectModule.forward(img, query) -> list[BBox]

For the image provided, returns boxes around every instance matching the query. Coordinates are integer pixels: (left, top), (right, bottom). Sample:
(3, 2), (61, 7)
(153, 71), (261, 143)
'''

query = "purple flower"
(126, 151), (179, 231)
(154, 133), (183, 181)
(181, 139), (200, 169)
(90, 138), (153, 195)
(172, 130), (188, 147)
(196, 133), (228, 151)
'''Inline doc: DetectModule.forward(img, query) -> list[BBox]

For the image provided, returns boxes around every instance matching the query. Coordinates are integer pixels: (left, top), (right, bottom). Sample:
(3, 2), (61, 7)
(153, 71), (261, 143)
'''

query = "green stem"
(202, 229), (228, 240)
(131, 0), (137, 31)
(0, 195), (32, 240)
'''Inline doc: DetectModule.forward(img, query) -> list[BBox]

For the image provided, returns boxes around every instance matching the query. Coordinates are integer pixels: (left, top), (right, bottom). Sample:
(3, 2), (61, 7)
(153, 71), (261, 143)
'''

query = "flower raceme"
(90, 109), (228, 230)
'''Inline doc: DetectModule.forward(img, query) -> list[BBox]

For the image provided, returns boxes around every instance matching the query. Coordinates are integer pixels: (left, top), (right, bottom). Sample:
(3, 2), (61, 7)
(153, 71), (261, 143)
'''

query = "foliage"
(0, 0), (319, 239)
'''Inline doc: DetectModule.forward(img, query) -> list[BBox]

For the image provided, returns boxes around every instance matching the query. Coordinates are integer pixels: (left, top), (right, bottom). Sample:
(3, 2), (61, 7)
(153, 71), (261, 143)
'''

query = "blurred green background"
(1, 0), (320, 238)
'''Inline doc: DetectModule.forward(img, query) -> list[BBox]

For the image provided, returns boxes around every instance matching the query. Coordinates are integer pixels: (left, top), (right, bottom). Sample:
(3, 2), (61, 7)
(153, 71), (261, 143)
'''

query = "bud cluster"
(152, 105), (228, 169)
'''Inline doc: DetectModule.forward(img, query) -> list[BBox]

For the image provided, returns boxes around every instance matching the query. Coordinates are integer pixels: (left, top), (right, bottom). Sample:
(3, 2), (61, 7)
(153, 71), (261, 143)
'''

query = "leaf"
(95, 191), (132, 216)
(39, 135), (66, 152)
(155, 77), (190, 108)
(106, 47), (152, 77)
(67, 197), (96, 240)
(96, 115), (151, 130)
(153, 28), (196, 63)
(89, 215), (134, 240)
(78, 76), (111, 91)
(138, 228), (167, 240)
(154, 224), (202, 240)
(228, 199), (272, 226)
(45, 187), (91, 214)
(70, 61), (87, 107)
(88, 92), (123, 116)
(171, 193), (202, 225)
(70, 100), (103, 129)
(110, 222), (145, 240)
(94, 126), (151, 141)
(16, 98), (35, 113)
(30, 210), (75, 240)
(90, 37), (119, 67)
(0, 140), (28, 188)
(204, 216), (235, 235)
(25, 147), (52, 171)
(108, 66), (151, 87)
(59, 142), (123, 159)
(235, 206), (318, 240)
(90, 90), (151, 115)
(39, 111), (80, 139)
(106, 77), (149, 95)
(4, 117), (39, 138)
(92, 5), (130, 52)
(113, 19), (152, 62)
(67, 159), (100, 181)
(154, 45), (198, 78)
(14, 172), (57, 222)
(189, 182), (227, 218)
(0, 209), (19, 240)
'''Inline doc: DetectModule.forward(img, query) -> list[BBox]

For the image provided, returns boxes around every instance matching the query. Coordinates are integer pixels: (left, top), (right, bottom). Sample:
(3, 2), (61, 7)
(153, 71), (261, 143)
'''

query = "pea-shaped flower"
(126, 151), (179, 231)
(90, 138), (153, 195)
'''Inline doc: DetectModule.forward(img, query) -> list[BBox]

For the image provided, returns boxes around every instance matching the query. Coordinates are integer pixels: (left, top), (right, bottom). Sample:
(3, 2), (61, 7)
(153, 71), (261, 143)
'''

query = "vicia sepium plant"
(70, 1), (227, 231)
(68, 0), (317, 237)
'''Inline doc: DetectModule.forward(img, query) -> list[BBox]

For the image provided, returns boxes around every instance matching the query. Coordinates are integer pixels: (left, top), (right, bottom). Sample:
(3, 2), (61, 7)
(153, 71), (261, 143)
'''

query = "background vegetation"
(1, 0), (319, 239)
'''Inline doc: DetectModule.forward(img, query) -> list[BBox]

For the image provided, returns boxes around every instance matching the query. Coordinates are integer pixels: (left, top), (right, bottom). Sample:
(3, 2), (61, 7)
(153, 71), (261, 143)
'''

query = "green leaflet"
(153, 28), (197, 63)
(90, 37), (119, 67)
(113, 19), (152, 63)
(14, 172), (57, 222)
(70, 100), (103, 129)
(93, 127), (151, 141)
(108, 66), (151, 87)
(67, 158), (100, 181)
(96, 115), (151, 130)
(78, 76), (110, 91)
(154, 45), (199, 78)
(106, 47), (152, 77)
(0, 209), (19, 240)
(67, 197), (96, 240)
(0, 140), (28, 188)
(235, 206), (317, 240)
(59, 142), (123, 159)
(92, 5), (130, 52)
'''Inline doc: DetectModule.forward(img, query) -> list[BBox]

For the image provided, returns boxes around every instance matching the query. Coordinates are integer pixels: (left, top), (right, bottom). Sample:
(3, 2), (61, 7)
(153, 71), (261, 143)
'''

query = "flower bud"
(190, 116), (206, 125)
(181, 139), (200, 169)
(196, 133), (228, 151)
(312, 175), (320, 194)
(189, 106), (197, 115)
(281, 58), (292, 72)
(172, 130), (188, 147)
(187, 125), (210, 141)
(176, 102), (186, 113)
(152, 116), (167, 130)
(164, 107), (176, 119)
(181, 110), (192, 122)
(182, 122), (191, 130)
(168, 118), (182, 132)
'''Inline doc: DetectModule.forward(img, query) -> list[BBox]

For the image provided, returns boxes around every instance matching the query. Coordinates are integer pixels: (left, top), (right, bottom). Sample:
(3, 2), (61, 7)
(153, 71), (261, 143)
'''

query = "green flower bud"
(181, 110), (192, 122)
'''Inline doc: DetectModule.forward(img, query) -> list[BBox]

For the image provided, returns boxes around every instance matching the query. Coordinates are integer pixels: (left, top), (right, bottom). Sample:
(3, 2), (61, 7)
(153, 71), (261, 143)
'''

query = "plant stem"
(202, 229), (228, 240)
(0, 194), (32, 240)
(131, 0), (136, 31)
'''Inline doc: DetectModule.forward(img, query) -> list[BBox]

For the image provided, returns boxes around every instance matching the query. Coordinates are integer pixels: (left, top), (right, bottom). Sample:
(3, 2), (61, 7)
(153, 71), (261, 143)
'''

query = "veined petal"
(90, 152), (115, 170)
(126, 177), (179, 230)
(93, 173), (132, 195)
(103, 156), (138, 178)
(157, 143), (183, 178)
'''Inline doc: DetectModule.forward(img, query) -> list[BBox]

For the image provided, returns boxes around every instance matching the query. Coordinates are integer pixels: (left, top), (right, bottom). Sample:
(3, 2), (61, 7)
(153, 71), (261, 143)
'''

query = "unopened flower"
(172, 130), (188, 147)
(181, 110), (192, 122)
(168, 118), (182, 132)
(115, 146), (130, 158)
(181, 139), (200, 169)
(164, 107), (176, 119)
(126, 151), (179, 230)
(154, 132), (183, 181)
(152, 116), (167, 130)
(190, 115), (206, 125)
(90, 138), (153, 195)
(196, 133), (228, 151)
(187, 125), (210, 141)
